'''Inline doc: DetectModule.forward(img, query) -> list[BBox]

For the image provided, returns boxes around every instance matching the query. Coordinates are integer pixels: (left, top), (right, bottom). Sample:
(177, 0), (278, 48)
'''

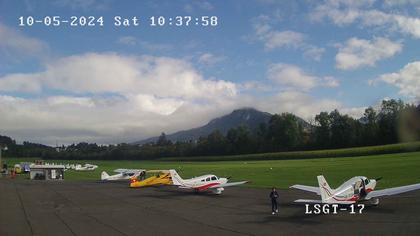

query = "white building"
(29, 165), (65, 180)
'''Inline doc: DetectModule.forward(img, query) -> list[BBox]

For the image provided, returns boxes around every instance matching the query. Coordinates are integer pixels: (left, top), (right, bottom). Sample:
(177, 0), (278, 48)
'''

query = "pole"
(0, 147), (2, 176)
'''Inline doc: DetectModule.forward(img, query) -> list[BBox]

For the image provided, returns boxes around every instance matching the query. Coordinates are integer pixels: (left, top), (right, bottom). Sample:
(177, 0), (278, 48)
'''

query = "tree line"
(1, 99), (419, 160)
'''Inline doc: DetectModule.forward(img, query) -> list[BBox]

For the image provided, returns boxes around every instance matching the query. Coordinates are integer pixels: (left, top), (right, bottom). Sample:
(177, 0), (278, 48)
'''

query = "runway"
(1, 178), (419, 236)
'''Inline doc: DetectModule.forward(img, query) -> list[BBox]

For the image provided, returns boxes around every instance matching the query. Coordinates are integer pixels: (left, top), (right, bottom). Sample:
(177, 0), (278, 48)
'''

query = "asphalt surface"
(1, 178), (420, 236)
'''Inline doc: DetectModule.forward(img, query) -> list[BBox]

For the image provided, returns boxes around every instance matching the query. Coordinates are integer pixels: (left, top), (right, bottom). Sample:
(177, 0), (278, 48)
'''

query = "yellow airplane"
(129, 170), (172, 188)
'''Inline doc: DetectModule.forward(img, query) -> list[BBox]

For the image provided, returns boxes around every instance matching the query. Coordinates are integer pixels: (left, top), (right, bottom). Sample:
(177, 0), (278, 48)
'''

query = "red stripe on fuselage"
(194, 182), (220, 191)
(322, 186), (359, 202)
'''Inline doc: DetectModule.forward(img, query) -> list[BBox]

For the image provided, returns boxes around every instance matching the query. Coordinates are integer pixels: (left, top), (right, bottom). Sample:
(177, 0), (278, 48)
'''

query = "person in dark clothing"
(139, 171), (146, 181)
(269, 187), (279, 215)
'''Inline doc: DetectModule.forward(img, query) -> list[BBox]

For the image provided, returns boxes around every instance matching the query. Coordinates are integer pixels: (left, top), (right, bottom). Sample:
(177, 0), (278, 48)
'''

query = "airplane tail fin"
(101, 171), (109, 180)
(317, 175), (333, 202)
(169, 169), (184, 186)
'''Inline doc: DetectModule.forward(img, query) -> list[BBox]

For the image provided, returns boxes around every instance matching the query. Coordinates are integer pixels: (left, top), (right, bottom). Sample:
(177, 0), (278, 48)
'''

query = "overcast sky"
(0, 0), (419, 145)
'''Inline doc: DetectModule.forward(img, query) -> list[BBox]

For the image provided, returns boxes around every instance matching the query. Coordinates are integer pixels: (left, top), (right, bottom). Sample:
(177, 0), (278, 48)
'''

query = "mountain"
(134, 108), (272, 145)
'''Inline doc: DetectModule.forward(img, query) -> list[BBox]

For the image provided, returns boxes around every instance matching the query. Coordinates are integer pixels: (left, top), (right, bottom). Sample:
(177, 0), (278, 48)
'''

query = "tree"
(226, 126), (255, 154)
(156, 132), (172, 146)
(361, 107), (379, 145)
(267, 113), (303, 150)
(378, 99), (405, 144)
(329, 110), (356, 148)
(314, 112), (330, 148)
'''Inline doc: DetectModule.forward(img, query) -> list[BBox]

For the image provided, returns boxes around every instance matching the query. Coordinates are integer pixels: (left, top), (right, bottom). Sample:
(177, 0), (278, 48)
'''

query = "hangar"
(29, 164), (65, 180)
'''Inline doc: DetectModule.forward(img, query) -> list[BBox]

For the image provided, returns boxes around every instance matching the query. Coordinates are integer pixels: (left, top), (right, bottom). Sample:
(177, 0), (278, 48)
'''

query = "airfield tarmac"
(1, 179), (419, 236)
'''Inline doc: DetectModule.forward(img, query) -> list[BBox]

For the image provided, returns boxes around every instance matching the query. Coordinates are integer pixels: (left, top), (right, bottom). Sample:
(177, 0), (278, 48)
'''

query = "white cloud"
(261, 30), (305, 49)
(198, 53), (225, 66)
(118, 36), (137, 46)
(0, 53), (241, 144)
(253, 17), (325, 60)
(322, 76), (340, 87)
(335, 37), (402, 70)
(267, 63), (339, 91)
(256, 90), (342, 120)
(184, 1), (214, 13)
(0, 53), (237, 100)
(378, 61), (420, 100)
(268, 64), (318, 90)
(311, 1), (420, 38)
(53, 0), (109, 11)
(0, 23), (48, 58)
(117, 36), (172, 50)
(0, 53), (347, 145)
(303, 46), (326, 61)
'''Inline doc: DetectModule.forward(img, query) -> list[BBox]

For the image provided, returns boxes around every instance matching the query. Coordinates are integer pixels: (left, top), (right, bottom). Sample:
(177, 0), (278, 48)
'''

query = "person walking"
(270, 187), (279, 215)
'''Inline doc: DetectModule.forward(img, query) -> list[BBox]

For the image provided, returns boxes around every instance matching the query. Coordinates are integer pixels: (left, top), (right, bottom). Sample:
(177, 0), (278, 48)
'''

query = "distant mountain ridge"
(133, 108), (272, 145)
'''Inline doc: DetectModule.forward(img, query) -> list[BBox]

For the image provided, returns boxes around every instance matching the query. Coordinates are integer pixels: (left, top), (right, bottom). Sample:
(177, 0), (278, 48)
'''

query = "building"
(29, 165), (65, 180)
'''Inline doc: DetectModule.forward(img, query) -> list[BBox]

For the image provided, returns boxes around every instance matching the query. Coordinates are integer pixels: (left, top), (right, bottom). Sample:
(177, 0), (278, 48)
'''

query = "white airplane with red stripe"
(290, 175), (420, 205)
(169, 169), (248, 194)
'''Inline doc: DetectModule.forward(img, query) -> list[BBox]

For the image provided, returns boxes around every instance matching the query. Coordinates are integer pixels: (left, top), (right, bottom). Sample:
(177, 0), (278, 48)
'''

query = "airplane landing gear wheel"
(370, 198), (379, 206)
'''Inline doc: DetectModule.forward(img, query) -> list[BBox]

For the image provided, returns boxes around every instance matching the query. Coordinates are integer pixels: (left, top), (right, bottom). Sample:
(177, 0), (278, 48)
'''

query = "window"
(211, 176), (217, 181)
(364, 179), (369, 185)
(206, 177), (211, 181)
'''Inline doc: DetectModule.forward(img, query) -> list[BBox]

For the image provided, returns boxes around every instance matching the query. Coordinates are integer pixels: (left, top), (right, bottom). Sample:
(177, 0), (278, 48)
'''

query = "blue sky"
(0, 0), (419, 145)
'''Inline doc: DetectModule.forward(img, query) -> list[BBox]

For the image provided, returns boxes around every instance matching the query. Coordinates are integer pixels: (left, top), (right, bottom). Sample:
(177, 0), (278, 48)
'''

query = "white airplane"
(290, 175), (420, 205)
(169, 169), (248, 194)
(75, 164), (98, 171)
(101, 169), (144, 181)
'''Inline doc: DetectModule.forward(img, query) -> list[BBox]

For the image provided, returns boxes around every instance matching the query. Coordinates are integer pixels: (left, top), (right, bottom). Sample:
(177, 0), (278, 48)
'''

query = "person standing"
(269, 187), (279, 215)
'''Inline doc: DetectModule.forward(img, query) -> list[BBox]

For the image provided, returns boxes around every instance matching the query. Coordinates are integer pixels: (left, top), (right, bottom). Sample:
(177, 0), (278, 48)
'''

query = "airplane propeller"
(227, 176), (232, 180)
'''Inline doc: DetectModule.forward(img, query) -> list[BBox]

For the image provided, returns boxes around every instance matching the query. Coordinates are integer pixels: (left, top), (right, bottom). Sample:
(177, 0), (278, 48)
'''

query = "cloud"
(335, 37), (402, 70)
(303, 46), (326, 61)
(0, 53), (347, 145)
(197, 53), (225, 66)
(378, 61), (420, 101)
(311, 0), (420, 38)
(0, 23), (48, 58)
(184, 1), (214, 13)
(0, 53), (237, 100)
(53, 0), (110, 11)
(118, 36), (137, 46)
(117, 36), (172, 50)
(260, 30), (305, 49)
(256, 90), (342, 119)
(267, 63), (339, 91)
(0, 53), (240, 144)
(252, 16), (325, 60)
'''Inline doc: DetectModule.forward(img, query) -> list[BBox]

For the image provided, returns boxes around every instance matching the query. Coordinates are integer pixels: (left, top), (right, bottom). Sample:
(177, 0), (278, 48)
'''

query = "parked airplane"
(101, 169), (144, 181)
(129, 170), (172, 188)
(169, 169), (248, 194)
(75, 164), (98, 171)
(290, 175), (420, 205)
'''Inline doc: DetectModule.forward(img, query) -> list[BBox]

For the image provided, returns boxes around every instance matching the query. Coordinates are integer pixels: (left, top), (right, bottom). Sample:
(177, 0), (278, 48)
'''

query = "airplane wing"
(209, 181), (248, 188)
(295, 199), (355, 205)
(290, 185), (320, 195)
(114, 169), (145, 174)
(367, 183), (420, 198)
(147, 169), (169, 174)
(294, 199), (323, 204)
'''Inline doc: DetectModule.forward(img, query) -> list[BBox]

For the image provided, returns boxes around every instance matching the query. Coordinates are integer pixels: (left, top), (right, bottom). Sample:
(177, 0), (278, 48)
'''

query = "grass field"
(160, 141), (420, 161)
(4, 151), (420, 189)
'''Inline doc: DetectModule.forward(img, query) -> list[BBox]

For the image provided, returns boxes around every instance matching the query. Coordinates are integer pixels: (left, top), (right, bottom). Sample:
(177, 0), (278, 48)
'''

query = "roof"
(30, 164), (65, 169)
